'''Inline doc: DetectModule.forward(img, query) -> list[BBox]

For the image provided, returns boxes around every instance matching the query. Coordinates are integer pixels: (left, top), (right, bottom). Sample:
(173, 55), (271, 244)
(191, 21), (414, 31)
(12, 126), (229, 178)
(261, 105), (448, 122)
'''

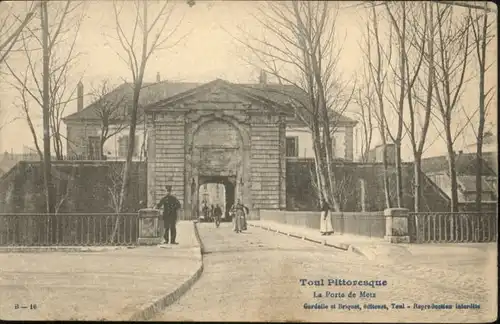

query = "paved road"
(154, 222), (495, 322)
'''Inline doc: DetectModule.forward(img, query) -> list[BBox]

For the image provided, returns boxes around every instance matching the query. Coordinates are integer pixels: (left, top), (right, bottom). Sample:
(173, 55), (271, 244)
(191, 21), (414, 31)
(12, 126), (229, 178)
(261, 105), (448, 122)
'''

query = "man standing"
(156, 185), (181, 244)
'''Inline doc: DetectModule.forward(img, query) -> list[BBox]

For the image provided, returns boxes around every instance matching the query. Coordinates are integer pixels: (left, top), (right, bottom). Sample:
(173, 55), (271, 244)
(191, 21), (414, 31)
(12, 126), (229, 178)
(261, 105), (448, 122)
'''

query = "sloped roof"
(457, 175), (496, 193)
(235, 83), (357, 125)
(421, 153), (497, 176)
(63, 79), (357, 126)
(63, 81), (200, 121)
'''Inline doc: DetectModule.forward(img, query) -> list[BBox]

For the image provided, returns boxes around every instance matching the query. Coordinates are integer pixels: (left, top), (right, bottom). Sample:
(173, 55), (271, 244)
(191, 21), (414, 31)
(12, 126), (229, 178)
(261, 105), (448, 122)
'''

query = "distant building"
(62, 74), (358, 162)
(421, 152), (497, 203)
(458, 131), (497, 174)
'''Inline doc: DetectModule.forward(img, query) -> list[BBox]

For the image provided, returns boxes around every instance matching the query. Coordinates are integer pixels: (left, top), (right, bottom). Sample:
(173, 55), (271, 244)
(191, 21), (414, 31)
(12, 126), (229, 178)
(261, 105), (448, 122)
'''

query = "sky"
(0, 0), (497, 161)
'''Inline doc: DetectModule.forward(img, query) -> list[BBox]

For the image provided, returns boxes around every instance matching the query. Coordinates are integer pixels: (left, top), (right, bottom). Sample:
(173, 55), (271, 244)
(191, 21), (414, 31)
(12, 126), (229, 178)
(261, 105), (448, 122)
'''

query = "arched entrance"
(185, 117), (250, 219)
(197, 175), (235, 221)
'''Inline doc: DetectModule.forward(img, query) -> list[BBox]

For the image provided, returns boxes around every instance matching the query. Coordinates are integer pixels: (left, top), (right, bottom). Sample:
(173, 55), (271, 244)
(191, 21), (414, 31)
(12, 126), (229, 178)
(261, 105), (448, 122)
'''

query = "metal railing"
(0, 213), (139, 246)
(408, 212), (498, 243)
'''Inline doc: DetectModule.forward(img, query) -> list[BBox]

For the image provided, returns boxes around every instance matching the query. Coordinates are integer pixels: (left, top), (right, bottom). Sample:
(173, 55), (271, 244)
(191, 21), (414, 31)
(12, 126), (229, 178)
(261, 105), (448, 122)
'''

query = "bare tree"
(382, 2), (414, 208)
(380, 2), (434, 212)
(89, 80), (128, 159)
(467, 2), (496, 211)
(10, 65), (44, 160)
(105, 163), (126, 244)
(53, 166), (78, 214)
(233, 1), (355, 211)
(351, 66), (376, 163)
(0, 2), (38, 66)
(3, 1), (85, 216)
(431, 3), (472, 212)
(109, 0), (188, 239)
(107, 163), (123, 215)
(333, 171), (356, 212)
(405, 3), (435, 213)
(362, 3), (392, 209)
(0, 99), (19, 135)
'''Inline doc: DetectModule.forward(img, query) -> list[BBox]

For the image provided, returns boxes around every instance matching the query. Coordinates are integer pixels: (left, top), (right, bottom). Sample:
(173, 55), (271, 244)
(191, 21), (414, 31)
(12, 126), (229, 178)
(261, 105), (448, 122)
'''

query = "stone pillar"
(137, 208), (162, 245)
(384, 208), (410, 243)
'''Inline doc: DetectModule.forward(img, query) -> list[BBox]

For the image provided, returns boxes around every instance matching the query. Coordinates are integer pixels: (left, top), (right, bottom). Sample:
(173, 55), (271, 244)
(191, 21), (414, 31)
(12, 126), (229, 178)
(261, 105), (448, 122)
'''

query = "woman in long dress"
(320, 198), (334, 236)
(241, 205), (249, 231)
(230, 199), (245, 233)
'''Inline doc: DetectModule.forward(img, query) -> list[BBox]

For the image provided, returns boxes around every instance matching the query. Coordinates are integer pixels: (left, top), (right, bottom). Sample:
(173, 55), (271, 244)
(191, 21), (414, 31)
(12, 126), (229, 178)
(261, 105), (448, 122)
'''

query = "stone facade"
(66, 121), (99, 157)
(61, 78), (358, 218)
(146, 80), (287, 220)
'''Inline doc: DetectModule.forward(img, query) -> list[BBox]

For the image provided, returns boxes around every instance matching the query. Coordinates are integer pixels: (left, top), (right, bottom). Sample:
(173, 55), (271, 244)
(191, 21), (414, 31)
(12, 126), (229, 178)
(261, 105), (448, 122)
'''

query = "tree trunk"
(395, 141), (403, 208)
(475, 137), (483, 211)
(41, 1), (56, 243)
(414, 152), (423, 212)
(445, 125), (459, 212)
(475, 16), (486, 211)
(322, 125), (341, 212)
(311, 120), (324, 198)
(381, 143), (391, 209)
(111, 83), (141, 242)
(312, 130), (328, 202)
(100, 133), (106, 160)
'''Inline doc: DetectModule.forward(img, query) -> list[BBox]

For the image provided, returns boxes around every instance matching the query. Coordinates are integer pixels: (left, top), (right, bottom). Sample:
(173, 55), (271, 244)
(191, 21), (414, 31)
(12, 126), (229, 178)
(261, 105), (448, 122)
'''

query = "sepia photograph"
(0, 0), (497, 322)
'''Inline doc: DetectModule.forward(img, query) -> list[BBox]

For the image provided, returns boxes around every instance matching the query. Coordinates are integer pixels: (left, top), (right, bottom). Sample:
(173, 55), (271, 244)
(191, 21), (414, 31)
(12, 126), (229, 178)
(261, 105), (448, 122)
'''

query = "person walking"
(156, 185), (181, 244)
(210, 204), (215, 223)
(213, 204), (222, 228)
(319, 197), (334, 236)
(230, 199), (247, 233)
(201, 201), (209, 222)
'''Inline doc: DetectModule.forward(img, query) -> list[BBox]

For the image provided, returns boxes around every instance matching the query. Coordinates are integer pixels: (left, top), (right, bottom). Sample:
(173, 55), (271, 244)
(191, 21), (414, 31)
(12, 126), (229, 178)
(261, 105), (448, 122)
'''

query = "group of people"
(154, 185), (252, 244)
(201, 199), (249, 232)
(200, 202), (223, 227)
(155, 184), (333, 244)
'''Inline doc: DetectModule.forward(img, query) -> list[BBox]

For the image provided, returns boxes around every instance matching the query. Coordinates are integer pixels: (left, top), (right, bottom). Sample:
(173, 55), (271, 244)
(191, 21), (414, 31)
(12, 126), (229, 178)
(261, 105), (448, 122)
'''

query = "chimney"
(156, 72), (161, 83)
(259, 70), (267, 85)
(77, 81), (84, 112)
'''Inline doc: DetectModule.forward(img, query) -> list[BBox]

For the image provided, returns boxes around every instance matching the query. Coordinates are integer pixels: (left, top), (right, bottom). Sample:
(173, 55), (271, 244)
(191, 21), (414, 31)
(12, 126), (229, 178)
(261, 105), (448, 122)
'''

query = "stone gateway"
(62, 77), (357, 216)
(146, 79), (287, 220)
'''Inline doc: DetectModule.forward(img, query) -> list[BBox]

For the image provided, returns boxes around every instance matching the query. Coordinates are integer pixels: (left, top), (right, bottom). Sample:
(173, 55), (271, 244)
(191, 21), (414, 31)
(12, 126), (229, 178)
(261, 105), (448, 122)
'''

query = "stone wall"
(250, 116), (282, 210)
(285, 159), (452, 213)
(0, 161), (146, 213)
(259, 209), (386, 238)
(154, 118), (185, 208)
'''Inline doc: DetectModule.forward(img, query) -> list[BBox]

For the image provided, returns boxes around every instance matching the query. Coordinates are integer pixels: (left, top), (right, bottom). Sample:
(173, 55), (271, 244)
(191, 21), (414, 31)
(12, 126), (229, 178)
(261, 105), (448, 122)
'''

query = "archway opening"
(197, 175), (236, 222)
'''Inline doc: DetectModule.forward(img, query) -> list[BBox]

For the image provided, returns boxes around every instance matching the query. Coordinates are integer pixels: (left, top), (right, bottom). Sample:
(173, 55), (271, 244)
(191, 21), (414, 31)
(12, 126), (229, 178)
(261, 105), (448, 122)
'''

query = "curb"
(249, 223), (357, 253)
(128, 221), (204, 321)
(0, 246), (136, 253)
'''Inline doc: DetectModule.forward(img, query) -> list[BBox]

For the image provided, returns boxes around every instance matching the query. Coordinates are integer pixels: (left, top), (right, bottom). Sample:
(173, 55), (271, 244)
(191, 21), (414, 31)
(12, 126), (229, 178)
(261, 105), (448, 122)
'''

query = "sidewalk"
(248, 220), (496, 267)
(0, 221), (203, 321)
(248, 220), (411, 260)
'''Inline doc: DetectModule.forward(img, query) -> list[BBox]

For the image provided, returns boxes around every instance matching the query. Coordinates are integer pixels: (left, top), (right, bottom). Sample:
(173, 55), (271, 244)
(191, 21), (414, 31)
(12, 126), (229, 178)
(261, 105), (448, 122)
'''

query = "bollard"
(138, 208), (163, 245)
(384, 208), (410, 243)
